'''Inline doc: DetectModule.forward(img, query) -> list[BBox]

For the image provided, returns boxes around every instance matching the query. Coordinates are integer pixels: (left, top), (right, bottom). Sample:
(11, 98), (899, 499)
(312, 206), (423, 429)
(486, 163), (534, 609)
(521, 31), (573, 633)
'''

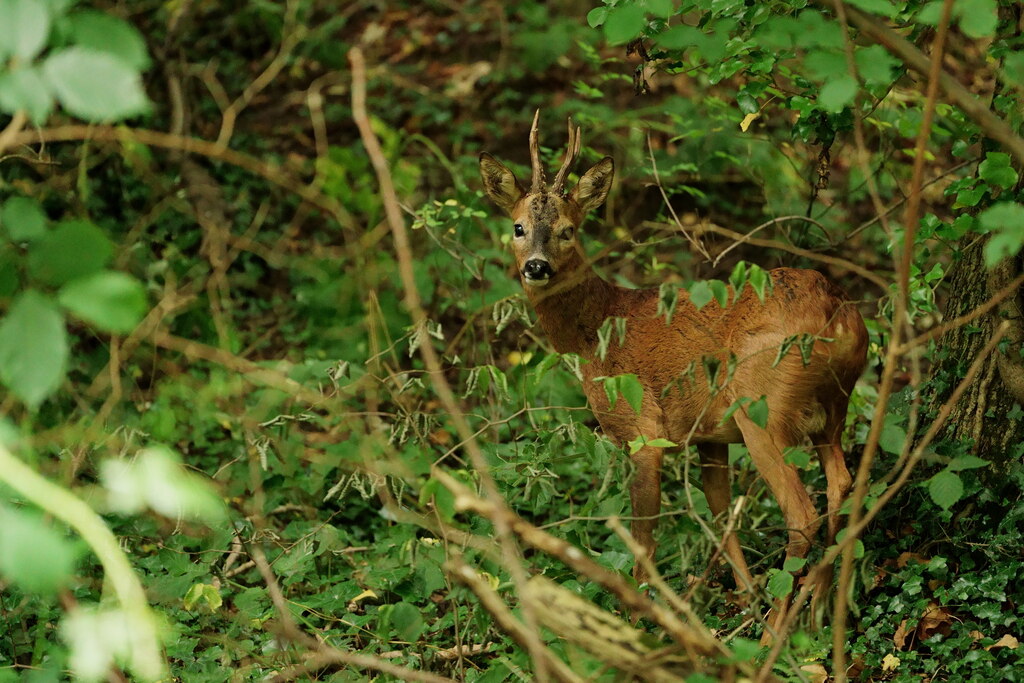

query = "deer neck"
(524, 263), (614, 358)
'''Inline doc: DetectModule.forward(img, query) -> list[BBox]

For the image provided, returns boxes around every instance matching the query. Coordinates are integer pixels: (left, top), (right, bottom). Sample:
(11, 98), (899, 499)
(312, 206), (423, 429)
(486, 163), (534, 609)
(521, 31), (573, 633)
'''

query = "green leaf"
(0, 290), (68, 409)
(708, 279), (728, 307)
(818, 75), (857, 112)
(783, 557), (807, 572)
(956, 0), (997, 38)
(0, 67), (54, 123)
(618, 373), (644, 415)
(946, 455), (988, 472)
(783, 447), (811, 468)
(391, 601), (425, 642)
(729, 637), (761, 662)
(766, 568), (793, 598)
(855, 45), (899, 84)
(27, 219), (114, 285)
(628, 436), (677, 454)
(183, 583), (222, 612)
(0, 506), (78, 595)
(587, 6), (609, 28)
(845, 0), (897, 18)
(101, 446), (226, 523)
(928, 470), (963, 510)
(598, 375), (619, 410)
(689, 280), (712, 310)
(603, 4), (646, 45)
(729, 261), (747, 297)
(748, 265), (769, 302)
(646, 0), (674, 19)
(656, 23), (700, 50)
(748, 396), (769, 429)
(1, 195), (48, 242)
(58, 271), (147, 333)
(834, 528), (865, 558)
(66, 10), (151, 70)
(879, 415), (906, 455)
(43, 47), (150, 122)
(0, 0), (51, 60)
(979, 203), (1024, 267)
(978, 152), (1019, 191)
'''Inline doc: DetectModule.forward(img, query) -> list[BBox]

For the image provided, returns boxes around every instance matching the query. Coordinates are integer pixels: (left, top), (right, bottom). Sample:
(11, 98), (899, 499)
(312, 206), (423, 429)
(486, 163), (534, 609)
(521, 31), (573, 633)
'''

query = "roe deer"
(479, 113), (869, 635)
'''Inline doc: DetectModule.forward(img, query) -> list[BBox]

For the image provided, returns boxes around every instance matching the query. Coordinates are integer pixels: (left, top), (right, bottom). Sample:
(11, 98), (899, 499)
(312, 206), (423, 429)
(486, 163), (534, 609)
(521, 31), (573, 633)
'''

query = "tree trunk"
(930, 238), (1024, 463)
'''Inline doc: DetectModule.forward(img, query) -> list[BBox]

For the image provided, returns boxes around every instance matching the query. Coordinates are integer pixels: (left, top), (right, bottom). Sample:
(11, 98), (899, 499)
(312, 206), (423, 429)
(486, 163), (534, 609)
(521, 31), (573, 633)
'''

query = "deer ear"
(570, 157), (614, 215)
(479, 153), (525, 214)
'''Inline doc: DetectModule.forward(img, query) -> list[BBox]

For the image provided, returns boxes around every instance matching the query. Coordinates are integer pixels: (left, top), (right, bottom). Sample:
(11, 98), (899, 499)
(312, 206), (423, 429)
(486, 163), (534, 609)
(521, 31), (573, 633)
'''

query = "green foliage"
(1, 0), (1022, 679)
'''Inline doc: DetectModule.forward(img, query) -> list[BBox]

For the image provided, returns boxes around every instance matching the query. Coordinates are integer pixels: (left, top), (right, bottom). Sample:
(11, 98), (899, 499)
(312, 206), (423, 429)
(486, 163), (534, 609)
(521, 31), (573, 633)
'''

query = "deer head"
(479, 111), (614, 288)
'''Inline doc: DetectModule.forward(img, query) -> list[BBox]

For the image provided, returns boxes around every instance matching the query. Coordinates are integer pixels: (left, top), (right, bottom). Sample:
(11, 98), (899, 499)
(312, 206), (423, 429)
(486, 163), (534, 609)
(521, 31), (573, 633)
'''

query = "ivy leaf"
(0, 290), (68, 409)
(43, 47), (150, 122)
(603, 4), (646, 45)
(928, 470), (964, 510)
(58, 271), (148, 334)
(978, 152), (1019, 191)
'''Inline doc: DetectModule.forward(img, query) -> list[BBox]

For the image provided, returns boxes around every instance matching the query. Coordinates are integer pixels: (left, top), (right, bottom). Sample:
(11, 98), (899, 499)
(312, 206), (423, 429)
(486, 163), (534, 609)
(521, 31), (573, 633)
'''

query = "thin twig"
(348, 46), (556, 682)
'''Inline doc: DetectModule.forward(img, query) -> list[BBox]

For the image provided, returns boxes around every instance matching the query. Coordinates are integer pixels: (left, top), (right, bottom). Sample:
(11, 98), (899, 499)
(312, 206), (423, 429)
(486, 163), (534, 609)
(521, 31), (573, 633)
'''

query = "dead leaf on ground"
(986, 634), (1019, 651)
(917, 602), (954, 641)
(894, 619), (912, 650)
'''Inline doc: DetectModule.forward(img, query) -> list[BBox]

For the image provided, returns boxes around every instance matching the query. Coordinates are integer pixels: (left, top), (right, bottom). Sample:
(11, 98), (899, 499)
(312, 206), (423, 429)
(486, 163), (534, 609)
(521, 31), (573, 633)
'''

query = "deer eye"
(513, 224), (525, 237)
(559, 227), (574, 241)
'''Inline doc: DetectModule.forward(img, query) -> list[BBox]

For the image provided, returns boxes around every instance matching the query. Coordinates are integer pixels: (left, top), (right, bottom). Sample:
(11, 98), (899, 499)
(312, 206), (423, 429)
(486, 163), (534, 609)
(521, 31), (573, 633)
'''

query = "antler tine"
(529, 109), (546, 193)
(551, 118), (582, 194)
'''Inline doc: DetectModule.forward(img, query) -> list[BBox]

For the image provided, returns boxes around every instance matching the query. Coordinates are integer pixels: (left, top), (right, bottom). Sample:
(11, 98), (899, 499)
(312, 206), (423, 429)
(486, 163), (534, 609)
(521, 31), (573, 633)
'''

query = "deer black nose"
(523, 259), (554, 280)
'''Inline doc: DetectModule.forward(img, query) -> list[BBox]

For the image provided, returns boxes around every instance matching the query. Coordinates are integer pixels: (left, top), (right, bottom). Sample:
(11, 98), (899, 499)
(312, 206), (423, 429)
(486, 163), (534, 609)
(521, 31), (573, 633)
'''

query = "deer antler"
(529, 109), (546, 193)
(551, 118), (581, 194)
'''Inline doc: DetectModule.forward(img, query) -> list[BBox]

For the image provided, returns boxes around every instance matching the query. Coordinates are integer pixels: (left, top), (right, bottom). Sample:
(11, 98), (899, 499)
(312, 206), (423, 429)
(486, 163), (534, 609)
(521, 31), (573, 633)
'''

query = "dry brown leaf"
(800, 663), (828, 683)
(986, 634), (1019, 651)
(894, 619), (912, 650)
(896, 551), (929, 568)
(917, 602), (954, 641)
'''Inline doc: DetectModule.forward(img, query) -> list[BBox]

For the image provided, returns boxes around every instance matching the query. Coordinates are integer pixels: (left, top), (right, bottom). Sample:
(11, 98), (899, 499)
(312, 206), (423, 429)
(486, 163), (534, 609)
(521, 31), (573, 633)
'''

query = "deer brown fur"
(479, 114), (868, 635)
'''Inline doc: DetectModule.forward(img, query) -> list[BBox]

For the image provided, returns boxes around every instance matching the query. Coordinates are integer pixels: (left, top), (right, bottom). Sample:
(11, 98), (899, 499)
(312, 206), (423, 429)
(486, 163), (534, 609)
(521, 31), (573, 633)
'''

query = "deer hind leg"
(733, 411), (820, 644)
(628, 443), (664, 585)
(808, 409), (855, 623)
(698, 442), (755, 593)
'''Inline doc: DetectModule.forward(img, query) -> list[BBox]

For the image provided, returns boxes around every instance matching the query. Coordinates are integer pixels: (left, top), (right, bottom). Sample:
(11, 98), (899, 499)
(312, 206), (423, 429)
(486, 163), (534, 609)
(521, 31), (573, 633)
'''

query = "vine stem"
(830, 1), (955, 680)
(0, 444), (166, 681)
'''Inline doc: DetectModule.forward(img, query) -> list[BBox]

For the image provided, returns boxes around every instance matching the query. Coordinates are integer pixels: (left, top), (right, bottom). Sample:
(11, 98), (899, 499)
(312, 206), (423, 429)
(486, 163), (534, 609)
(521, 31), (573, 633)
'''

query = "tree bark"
(930, 239), (1024, 463)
